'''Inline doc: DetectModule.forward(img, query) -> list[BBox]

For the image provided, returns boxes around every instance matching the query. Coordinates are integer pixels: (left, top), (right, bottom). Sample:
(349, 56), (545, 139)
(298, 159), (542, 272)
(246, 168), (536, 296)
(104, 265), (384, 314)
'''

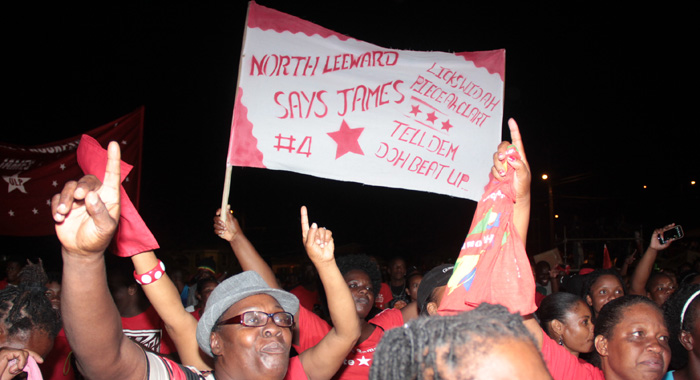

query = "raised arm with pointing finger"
(53, 141), (147, 380)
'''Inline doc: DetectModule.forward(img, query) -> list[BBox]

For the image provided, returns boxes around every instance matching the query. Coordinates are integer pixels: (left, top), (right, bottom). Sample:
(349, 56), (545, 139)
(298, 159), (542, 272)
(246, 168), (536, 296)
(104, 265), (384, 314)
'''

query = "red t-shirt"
(374, 283), (393, 310)
(289, 285), (320, 312)
(540, 331), (603, 380)
(190, 308), (202, 321)
(295, 306), (403, 379)
(121, 306), (174, 354)
(40, 327), (76, 380)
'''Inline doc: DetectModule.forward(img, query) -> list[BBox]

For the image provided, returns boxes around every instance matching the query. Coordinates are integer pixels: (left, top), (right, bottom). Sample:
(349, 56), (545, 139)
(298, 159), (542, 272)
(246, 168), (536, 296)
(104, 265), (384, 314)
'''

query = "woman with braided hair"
(0, 260), (61, 378)
(370, 303), (552, 380)
(662, 283), (700, 379)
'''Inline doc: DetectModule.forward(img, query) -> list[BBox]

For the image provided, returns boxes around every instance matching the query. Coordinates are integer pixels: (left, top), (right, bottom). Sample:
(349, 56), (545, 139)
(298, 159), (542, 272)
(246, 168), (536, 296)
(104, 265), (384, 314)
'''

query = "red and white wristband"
(134, 260), (166, 285)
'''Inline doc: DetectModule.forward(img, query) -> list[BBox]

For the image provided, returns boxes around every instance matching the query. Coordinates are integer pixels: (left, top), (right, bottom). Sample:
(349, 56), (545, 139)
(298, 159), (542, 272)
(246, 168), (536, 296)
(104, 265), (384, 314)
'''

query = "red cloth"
(295, 306), (403, 379)
(289, 285), (320, 312)
(439, 146), (536, 316)
(76, 134), (159, 257)
(373, 283), (393, 310)
(541, 331), (603, 380)
(40, 328), (76, 380)
(121, 306), (174, 354)
(0, 107), (146, 236)
(190, 308), (201, 321)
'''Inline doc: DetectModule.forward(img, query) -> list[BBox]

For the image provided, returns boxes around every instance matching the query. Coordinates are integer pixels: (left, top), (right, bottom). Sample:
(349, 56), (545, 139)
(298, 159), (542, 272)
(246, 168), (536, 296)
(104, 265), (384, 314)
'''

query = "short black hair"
(645, 271), (673, 294)
(580, 269), (626, 301)
(369, 303), (540, 380)
(336, 254), (381, 298)
(0, 261), (61, 341)
(663, 283), (700, 370)
(590, 295), (661, 368)
(536, 292), (585, 335)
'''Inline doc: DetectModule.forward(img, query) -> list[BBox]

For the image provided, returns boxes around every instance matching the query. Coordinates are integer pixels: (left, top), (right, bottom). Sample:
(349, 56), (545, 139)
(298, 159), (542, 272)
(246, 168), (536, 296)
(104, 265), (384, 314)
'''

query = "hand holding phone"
(657, 225), (684, 244)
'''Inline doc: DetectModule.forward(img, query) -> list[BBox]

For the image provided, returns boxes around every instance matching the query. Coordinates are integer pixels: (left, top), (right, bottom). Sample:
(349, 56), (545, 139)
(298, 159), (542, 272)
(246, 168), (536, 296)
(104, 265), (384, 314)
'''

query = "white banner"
(227, 1), (505, 200)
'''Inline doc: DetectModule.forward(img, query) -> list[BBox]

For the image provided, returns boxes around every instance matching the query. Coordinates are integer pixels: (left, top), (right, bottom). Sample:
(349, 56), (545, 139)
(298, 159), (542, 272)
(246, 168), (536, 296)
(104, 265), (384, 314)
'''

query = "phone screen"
(660, 226), (684, 243)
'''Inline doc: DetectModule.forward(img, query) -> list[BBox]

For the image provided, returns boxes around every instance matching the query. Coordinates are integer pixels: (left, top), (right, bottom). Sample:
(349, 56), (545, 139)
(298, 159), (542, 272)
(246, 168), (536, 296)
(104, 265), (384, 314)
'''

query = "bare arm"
(630, 225), (675, 295)
(491, 119), (531, 245)
(53, 142), (146, 380)
(214, 206), (280, 289)
(296, 206), (361, 380)
(131, 252), (211, 370)
(491, 120), (542, 347)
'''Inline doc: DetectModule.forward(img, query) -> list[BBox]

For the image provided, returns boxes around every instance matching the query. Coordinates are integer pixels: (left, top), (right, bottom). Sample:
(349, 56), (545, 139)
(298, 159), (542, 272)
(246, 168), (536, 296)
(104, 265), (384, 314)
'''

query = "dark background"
(3, 1), (698, 274)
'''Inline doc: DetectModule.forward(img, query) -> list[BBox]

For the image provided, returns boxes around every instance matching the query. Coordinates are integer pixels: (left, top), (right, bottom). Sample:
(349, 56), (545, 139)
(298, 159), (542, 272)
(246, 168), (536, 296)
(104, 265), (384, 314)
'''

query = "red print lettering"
(274, 91), (328, 119)
(337, 80), (404, 116)
(250, 55), (320, 77)
(391, 122), (459, 161)
(322, 51), (399, 74)
(273, 135), (313, 157)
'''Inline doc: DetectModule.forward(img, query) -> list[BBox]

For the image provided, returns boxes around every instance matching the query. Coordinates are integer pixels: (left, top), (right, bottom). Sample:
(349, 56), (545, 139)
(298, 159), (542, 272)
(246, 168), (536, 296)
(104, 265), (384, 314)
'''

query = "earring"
(558, 336), (563, 346)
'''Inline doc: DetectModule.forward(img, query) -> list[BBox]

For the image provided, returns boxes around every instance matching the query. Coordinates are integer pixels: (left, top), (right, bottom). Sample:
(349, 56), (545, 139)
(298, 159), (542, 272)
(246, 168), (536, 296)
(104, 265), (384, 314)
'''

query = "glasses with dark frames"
(218, 311), (294, 328)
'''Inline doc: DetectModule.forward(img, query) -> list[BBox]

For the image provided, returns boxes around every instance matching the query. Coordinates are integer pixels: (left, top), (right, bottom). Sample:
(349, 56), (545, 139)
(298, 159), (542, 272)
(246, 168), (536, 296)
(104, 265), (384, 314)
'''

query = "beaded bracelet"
(134, 260), (165, 285)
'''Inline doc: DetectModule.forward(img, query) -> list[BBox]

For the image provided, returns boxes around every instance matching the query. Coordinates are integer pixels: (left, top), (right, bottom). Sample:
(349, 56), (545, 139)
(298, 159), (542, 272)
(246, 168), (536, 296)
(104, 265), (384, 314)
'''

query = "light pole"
(542, 174), (554, 248)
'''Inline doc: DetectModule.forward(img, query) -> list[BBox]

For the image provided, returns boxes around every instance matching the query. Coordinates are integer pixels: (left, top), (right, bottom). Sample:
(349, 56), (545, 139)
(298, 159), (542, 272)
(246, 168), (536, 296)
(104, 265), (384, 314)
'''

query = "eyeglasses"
(218, 311), (294, 328)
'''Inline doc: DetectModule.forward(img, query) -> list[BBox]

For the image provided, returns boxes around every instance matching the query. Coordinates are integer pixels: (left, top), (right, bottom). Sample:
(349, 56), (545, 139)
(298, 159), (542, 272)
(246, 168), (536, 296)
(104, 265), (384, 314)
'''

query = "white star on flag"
(60, 163), (66, 170)
(3, 173), (31, 193)
(32, 208), (39, 215)
(8, 210), (14, 217)
(357, 356), (371, 366)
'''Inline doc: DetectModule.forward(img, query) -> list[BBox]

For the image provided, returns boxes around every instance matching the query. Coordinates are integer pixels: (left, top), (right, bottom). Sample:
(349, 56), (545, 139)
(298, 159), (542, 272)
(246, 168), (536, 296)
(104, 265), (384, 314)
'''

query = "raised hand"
(300, 206), (334, 264)
(491, 118), (531, 202)
(214, 204), (240, 242)
(649, 224), (676, 251)
(52, 141), (121, 257)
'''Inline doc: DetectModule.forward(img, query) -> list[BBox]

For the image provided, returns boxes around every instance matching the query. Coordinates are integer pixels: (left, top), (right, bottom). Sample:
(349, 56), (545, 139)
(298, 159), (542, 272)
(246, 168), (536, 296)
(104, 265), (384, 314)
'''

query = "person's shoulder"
(370, 307), (404, 330)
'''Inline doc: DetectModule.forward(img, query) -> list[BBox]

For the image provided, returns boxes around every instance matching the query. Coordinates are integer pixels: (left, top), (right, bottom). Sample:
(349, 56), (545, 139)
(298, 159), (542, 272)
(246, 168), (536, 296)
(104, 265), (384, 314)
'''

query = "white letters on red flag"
(228, 2), (505, 200)
(0, 107), (145, 236)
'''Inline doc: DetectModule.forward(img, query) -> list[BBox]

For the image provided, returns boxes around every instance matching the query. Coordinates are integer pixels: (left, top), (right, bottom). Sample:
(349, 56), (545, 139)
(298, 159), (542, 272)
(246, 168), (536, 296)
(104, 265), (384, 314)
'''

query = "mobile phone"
(658, 225), (684, 244)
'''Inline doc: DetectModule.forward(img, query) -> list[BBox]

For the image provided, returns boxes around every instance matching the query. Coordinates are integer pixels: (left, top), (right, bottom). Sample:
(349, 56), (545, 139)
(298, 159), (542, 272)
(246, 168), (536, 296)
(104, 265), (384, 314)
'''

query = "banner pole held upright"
(220, 1), (252, 221)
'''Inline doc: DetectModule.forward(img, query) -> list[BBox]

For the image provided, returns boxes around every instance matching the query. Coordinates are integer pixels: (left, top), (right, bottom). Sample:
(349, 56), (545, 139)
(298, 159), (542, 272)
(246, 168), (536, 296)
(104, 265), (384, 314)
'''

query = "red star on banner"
(327, 120), (365, 159)
(441, 120), (454, 132)
(426, 111), (438, 124)
(409, 105), (421, 117)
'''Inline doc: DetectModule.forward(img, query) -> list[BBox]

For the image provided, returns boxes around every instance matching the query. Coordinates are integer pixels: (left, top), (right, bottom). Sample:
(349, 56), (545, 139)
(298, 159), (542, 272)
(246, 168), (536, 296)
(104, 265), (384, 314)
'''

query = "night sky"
(3, 1), (698, 271)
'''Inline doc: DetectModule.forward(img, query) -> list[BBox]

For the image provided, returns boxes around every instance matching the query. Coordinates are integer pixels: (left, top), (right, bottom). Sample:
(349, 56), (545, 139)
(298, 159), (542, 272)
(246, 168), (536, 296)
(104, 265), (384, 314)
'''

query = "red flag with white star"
(226, 2), (505, 200)
(0, 107), (145, 236)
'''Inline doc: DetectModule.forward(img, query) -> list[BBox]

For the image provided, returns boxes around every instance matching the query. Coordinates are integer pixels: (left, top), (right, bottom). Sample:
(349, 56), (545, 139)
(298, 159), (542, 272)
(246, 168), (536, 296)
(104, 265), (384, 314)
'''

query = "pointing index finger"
(508, 118), (527, 163)
(102, 141), (122, 195)
(300, 206), (310, 241)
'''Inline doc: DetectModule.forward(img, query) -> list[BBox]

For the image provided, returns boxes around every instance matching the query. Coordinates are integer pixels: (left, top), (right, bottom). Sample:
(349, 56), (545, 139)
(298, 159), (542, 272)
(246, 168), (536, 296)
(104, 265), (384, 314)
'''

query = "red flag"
(438, 146), (536, 316)
(602, 244), (612, 269)
(1, 107), (145, 236)
(76, 134), (159, 257)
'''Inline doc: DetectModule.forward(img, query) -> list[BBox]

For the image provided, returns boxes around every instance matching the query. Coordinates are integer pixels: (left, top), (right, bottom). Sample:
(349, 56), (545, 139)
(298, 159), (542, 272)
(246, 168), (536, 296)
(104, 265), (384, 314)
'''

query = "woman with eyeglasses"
(52, 141), (360, 380)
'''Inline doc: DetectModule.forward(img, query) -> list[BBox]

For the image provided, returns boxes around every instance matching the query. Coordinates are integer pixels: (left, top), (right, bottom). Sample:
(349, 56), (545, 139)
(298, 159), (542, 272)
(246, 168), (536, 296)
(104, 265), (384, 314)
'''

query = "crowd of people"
(0, 118), (698, 380)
